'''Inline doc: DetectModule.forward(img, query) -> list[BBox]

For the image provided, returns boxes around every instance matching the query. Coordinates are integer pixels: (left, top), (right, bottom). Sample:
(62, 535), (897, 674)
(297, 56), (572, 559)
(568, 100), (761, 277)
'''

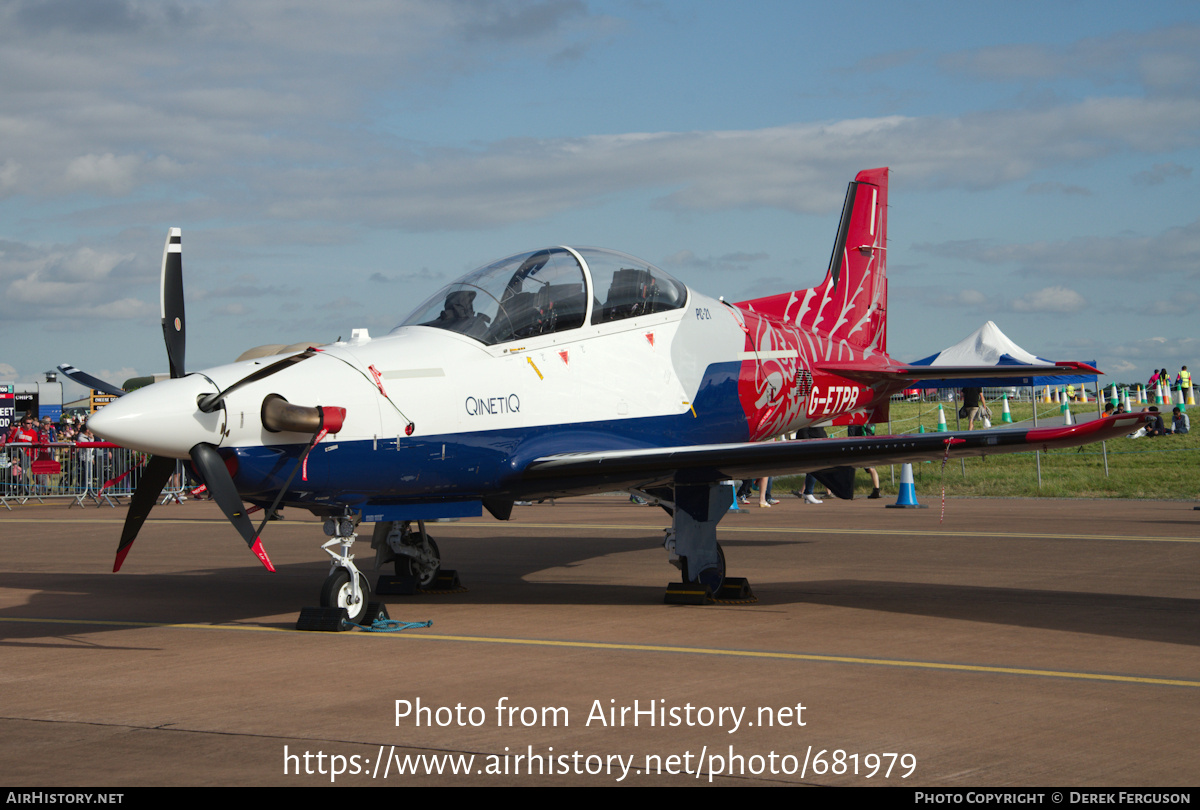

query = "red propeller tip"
(113, 545), (132, 572)
(251, 537), (276, 573)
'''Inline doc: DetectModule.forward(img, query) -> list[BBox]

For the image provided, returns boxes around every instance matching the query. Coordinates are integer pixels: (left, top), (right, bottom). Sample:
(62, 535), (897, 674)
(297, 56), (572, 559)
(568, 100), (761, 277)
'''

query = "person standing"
(848, 423), (882, 498)
(963, 387), (987, 430)
(791, 427), (826, 504)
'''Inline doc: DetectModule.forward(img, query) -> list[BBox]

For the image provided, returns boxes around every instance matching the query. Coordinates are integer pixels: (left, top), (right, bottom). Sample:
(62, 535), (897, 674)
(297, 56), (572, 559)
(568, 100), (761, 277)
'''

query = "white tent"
(912, 321), (1097, 388)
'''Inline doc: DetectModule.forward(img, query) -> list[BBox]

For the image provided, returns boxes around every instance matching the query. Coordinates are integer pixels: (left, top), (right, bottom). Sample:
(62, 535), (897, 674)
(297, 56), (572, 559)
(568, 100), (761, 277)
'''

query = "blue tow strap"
(357, 618), (433, 633)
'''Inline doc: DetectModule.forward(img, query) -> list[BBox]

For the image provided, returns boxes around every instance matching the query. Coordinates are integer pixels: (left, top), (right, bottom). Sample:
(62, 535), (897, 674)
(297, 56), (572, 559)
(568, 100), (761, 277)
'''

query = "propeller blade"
(189, 442), (275, 572)
(114, 454), (176, 572)
(197, 348), (317, 413)
(161, 228), (186, 379)
(57, 364), (125, 398)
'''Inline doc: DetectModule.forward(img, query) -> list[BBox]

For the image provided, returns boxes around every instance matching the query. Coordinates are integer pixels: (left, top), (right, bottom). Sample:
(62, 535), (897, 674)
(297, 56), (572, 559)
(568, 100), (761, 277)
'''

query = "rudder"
(740, 167), (889, 359)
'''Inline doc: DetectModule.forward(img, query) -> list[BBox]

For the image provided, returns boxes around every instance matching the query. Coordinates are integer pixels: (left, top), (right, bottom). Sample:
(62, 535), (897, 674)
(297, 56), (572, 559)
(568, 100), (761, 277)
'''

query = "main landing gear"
(665, 535), (726, 592)
(371, 520), (442, 587)
(660, 482), (752, 604)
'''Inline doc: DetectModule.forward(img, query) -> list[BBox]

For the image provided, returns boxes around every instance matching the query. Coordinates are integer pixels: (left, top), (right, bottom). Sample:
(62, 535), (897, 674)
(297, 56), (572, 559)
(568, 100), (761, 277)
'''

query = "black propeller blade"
(57, 364), (125, 398)
(190, 442), (275, 572)
(161, 228), (186, 379)
(108, 227), (316, 574)
(109, 228), (185, 571)
(113, 455), (177, 572)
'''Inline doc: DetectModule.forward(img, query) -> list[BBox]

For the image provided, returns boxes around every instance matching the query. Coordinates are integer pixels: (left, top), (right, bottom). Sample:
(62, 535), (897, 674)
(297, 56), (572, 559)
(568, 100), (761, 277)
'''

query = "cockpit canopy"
(396, 247), (688, 346)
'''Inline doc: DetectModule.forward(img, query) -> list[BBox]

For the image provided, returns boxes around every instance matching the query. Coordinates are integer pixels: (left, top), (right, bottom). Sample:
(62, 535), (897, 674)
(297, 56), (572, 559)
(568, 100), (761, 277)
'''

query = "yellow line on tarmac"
(2, 616), (1197, 689)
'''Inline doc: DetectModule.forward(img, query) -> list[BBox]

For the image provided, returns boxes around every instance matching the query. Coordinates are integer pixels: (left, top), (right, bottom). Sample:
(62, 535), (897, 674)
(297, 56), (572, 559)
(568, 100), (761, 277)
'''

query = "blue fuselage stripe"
(229, 362), (746, 509)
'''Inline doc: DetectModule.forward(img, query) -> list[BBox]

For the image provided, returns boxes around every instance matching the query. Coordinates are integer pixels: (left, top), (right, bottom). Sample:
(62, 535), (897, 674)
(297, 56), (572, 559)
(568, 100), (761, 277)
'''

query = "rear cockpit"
(395, 247), (688, 346)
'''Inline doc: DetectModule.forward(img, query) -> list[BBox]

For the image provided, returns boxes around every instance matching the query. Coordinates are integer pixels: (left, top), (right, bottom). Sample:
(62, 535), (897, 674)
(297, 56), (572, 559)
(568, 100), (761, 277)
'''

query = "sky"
(2, 0), (1198, 401)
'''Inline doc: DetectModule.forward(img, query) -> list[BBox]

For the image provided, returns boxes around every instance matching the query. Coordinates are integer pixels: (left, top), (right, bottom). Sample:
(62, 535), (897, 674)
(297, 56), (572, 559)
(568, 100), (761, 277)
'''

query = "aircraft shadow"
(783, 579), (1200, 648)
(1, 538), (1193, 648)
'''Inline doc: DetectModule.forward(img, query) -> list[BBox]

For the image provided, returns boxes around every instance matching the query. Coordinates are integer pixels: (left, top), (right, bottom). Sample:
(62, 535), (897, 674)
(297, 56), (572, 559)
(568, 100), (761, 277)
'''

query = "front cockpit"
(395, 247), (689, 346)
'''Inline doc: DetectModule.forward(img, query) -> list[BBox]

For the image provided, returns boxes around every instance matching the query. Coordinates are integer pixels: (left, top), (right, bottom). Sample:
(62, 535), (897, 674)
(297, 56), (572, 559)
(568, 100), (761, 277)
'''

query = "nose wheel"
(320, 568), (369, 624)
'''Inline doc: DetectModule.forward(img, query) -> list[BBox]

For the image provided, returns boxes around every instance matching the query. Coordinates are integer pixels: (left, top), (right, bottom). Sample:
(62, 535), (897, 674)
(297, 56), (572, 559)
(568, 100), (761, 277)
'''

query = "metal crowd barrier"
(0, 442), (188, 509)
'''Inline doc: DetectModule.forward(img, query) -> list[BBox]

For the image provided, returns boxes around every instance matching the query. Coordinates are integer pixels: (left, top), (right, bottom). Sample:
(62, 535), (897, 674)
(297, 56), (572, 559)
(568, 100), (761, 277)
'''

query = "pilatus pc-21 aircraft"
(75, 168), (1142, 621)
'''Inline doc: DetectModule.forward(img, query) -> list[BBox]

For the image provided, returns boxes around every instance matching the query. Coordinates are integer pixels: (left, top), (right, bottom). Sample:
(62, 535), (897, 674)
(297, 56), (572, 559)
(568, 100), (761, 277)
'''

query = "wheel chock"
(429, 570), (462, 590)
(375, 573), (421, 595)
(715, 577), (753, 600)
(664, 582), (711, 605)
(665, 578), (755, 605)
(375, 570), (464, 595)
(361, 602), (390, 625)
(296, 606), (351, 632)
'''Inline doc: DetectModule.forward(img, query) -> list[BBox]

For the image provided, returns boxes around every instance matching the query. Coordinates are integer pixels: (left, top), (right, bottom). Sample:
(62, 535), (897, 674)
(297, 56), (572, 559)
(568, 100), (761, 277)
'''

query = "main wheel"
(396, 536), (441, 587)
(320, 568), (369, 624)
(685, 542), (726, 594)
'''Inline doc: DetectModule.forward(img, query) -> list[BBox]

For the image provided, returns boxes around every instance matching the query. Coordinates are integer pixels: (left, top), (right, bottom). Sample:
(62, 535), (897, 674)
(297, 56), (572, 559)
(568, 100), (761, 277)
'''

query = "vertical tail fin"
(739, 167), (889, 359)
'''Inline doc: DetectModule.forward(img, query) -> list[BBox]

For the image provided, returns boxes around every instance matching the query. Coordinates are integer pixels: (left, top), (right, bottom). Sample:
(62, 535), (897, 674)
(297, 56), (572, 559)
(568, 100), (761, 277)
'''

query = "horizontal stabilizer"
(814, 360), (1101, 387)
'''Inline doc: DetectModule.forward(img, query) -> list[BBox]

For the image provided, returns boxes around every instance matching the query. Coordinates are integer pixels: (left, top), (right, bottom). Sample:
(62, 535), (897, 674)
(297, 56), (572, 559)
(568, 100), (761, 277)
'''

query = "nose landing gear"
(318, 514), (370, 624)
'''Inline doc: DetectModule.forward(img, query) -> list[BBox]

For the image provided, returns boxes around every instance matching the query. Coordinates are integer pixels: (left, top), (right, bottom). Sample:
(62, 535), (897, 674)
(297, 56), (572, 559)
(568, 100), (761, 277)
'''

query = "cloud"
(0, 0), (616, 208)
(63, 153), (143, 195)
(931, 289), (990, 308)
(926, 285), (1088, 314)
(1010, 286), (1087, 313)
(193, 275), (299, 300)
(1132, 162), (1192, 185)
(212, 303), (249, 317)
(942, 44), (1065, 82)
(661, 250), (770, 273)
(939, 24), (1200, 97)
(1025, 181), (1091, 196)
(4, 14), (1200, 229)
(1107, 336), (1200, 360)
(322, 296), (363, 312)
(368, 268), (444, 283)
(914, 219), (1200, 278)
(458, 0), (588, 43)
(1135, 291), (1200, 316)
(0, 238), (154, 321)
(843, 48), (925, 74)
(234, 96), (1200, 232)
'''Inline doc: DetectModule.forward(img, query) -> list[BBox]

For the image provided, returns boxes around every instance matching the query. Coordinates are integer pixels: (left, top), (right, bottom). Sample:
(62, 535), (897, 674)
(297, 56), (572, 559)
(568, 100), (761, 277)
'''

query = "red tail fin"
(739, 167), (889, 359)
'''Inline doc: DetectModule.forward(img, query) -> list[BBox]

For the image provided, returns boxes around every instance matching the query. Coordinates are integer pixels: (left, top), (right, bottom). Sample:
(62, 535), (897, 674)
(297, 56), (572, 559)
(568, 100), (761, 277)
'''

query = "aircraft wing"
(814, 360), (1101, 386)
(57, 364), (126, 398)
(520, 413), (1145, 497)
